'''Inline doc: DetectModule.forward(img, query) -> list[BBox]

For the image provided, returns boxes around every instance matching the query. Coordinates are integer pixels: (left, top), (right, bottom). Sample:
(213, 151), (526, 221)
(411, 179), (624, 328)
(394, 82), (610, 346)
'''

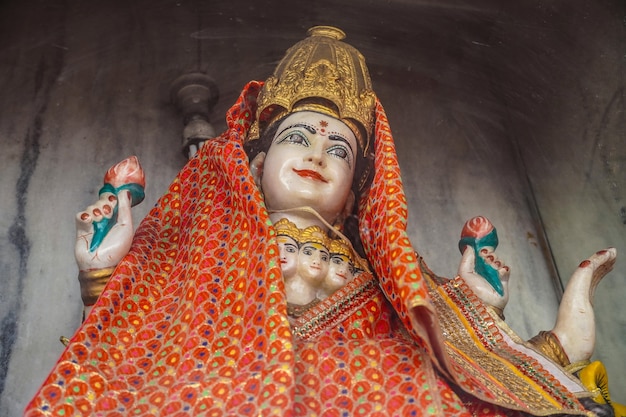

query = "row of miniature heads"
(275, 219), (362, 295)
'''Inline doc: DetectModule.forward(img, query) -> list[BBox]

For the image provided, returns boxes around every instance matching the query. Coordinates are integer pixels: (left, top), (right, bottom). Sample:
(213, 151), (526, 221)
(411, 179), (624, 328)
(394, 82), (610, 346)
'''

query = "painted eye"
(321, 253), (329, 262)
(278, 131), (309, 146)
(327, 145), (351, 163)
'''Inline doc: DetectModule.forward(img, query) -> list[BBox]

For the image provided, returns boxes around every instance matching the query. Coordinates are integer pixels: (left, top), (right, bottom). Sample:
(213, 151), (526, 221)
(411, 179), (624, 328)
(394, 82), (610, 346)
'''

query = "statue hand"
(458, 246), (510, 311)
(75, 190), (134, 272)
(551, 248), (616, 364)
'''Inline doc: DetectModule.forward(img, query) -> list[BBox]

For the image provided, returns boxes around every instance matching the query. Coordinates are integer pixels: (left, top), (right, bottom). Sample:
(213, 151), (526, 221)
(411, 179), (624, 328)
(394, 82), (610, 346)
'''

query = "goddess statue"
(26, 26), (624, 416)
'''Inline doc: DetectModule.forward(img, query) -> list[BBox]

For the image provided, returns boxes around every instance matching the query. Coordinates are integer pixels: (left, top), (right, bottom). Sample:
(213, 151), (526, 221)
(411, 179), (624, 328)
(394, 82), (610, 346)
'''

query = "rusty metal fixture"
(170, 72), (219, 158)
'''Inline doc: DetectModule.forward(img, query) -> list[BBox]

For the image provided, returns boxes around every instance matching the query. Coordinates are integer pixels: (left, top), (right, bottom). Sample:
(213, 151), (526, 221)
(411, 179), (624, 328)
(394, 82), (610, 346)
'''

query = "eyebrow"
(277, 123), (316, 137)
(328, 134), (354, 156)
(277, 123), (355, 156)
(301, 244), (330, 254)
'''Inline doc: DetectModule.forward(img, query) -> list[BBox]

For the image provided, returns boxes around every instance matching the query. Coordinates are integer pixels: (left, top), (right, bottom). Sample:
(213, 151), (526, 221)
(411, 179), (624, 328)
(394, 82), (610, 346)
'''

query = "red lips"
(293, 169), (328, 183)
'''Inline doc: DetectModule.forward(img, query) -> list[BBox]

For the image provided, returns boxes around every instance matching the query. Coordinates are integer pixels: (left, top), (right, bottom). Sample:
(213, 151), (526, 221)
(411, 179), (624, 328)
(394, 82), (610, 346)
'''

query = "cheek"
(260, 151), (292, 205)
(261, 152), (282, 183)
(328, 161), (356, 192)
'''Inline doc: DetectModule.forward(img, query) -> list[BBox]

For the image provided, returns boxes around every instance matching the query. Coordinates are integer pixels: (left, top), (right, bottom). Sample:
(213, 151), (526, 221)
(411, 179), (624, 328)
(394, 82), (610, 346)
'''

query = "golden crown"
(248, 26), (376, 155)
(299, 226), (330, 247)
(274, 218), (300, 242)
(329, 238), (353, 260)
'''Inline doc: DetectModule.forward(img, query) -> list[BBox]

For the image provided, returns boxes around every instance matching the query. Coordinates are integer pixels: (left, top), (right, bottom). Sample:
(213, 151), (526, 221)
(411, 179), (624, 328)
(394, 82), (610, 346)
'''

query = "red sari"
(26, 82), (589, 416)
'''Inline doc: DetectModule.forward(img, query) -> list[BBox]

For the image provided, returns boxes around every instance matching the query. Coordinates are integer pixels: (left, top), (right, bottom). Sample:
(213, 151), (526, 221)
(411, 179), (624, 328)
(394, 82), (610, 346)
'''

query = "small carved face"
(258, 111), (357, 224)
(277, 235), (299, 279)
(324, 254), (354, 293)
(297, 242), (330, 285)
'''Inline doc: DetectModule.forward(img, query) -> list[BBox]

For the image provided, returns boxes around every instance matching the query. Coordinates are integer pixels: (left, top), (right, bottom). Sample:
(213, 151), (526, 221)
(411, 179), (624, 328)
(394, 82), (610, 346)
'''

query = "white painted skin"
(298, 243), (330, 285)
(75, 191), (134, 316)
(75, 191), (134, 271)
(283, 242), (330, 305)
(250, 111), (357, 231)
(318, 254), (354, 299)
(458, 246), (510, 311)
(277, 235), (299, 280)
(551, 247), (616, 363)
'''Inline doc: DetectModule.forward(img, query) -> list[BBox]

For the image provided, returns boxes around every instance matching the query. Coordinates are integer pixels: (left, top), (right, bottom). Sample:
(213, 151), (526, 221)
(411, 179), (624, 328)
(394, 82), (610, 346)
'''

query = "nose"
(305, 141), (326, 167)
(311, 252), (321, 264)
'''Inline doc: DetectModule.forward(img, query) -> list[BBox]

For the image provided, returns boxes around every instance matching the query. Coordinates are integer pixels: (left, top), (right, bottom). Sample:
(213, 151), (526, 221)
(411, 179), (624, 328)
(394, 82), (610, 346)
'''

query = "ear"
(250, 152), (266, 190)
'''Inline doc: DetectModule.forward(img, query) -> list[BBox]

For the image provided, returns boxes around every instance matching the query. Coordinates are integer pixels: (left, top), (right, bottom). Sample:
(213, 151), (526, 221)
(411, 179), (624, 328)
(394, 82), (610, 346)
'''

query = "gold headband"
(247, 26), (376, 156)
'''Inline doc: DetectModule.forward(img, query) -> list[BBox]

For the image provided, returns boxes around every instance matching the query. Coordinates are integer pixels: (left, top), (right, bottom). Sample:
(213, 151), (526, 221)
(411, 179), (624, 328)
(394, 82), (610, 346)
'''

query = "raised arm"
(74, 156), (145, 318)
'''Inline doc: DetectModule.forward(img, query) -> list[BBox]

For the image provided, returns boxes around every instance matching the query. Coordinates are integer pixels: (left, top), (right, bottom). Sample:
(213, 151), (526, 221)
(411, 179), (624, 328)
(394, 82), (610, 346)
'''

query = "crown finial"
(307, 26), (346, 41)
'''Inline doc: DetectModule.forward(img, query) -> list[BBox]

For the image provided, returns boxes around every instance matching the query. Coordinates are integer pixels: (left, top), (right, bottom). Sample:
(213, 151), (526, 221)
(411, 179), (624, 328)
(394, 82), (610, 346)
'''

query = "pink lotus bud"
(104, 156), (145, 188)
(461, 216), (494, 239)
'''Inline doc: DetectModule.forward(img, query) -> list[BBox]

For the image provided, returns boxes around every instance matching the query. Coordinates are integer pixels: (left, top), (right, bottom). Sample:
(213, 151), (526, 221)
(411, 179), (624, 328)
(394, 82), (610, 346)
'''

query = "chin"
(268, 196), (342, 222)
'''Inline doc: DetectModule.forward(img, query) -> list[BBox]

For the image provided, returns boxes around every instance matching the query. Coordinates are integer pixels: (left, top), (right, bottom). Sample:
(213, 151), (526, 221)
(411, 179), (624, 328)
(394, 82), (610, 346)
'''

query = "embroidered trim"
(528, 330), (571, 368)
(419, 259), (587, 415)
(443, 276), (583, 410)
(291, 272), (379, 339)
(287, 298), (321, 318)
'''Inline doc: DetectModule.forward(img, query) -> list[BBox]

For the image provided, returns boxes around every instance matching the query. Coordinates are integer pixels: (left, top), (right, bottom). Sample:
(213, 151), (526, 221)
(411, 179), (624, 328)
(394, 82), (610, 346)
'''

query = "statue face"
(298, 242), (330, 285)
(277, 235), (299, 279)
(260, 111), (357, 223)
(324, 254), (354, 293)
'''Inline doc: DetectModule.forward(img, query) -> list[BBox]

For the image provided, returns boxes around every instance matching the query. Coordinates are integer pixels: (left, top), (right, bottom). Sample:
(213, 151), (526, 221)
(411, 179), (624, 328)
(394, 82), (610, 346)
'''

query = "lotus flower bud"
(459, 215), (503, 296)
(104, 156), (145, 189)
(461, 216), (494, 242)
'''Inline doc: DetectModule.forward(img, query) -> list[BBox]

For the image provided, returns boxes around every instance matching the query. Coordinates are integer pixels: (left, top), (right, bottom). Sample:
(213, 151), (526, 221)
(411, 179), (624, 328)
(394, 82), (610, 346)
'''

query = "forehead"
(277, 235), (298, 244)
(275, 111), (357, 144)
(300, 242), (329, 252)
